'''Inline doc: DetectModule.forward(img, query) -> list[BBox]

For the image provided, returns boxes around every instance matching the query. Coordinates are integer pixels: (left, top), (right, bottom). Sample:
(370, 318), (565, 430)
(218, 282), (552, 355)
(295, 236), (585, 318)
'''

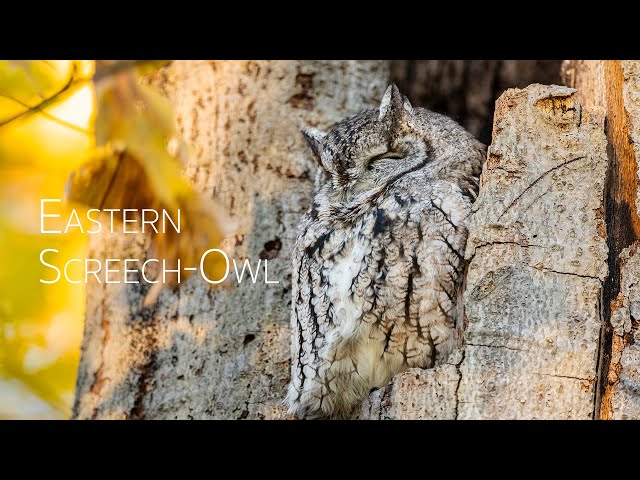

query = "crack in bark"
(528, 265), (601, 281)
(497, 156), (587, 221)
(466, 342), (529, 353)
(378, 381), (394, 420)
(592, 294), (605, 420)
(493, 166), (523, 176)
(533, 372), (591, 382)
(453, 349), (465, 420)
(468, 240), (546, 261)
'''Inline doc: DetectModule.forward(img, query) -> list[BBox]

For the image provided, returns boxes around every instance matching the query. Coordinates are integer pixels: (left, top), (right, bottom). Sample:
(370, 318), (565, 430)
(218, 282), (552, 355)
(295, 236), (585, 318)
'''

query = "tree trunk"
(73, 60), (390, 419)
(74, 60), (640, 420)
(391, 60), (562, 145)
(361, 82), (609, 419)
(562, 60), (640, 419)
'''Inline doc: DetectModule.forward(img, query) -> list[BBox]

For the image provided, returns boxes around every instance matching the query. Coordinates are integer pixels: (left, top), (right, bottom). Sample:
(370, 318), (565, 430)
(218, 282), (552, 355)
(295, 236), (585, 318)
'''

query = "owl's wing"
(288, 215), (331, 406)
(413, 180), (474, 362)
(368, 178), (472, 368)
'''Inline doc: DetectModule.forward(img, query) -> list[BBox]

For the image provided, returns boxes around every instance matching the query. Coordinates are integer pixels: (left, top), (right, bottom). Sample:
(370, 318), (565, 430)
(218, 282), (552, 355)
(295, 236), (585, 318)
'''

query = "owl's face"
(302, 84), (430, 202)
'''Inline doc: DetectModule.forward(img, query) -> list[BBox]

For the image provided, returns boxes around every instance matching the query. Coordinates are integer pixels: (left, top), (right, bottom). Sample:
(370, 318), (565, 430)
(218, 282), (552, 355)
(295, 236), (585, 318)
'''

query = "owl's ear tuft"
(403, 95), (413, 114)
(301, 127), (326, 160)
(379, 83), (412, 121)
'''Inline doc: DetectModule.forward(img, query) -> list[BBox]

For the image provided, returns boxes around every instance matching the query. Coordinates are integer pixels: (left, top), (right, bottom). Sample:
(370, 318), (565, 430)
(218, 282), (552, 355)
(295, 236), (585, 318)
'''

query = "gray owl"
(286, 84), (485, 419)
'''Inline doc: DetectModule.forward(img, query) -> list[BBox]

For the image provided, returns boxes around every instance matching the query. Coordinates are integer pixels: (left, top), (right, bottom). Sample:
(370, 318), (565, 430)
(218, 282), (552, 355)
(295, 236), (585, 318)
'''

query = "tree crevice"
(597, 60), (640, 420)
(527, 265), (601, 281)
(465, 342), (529, 353)
(453, 349), (465, 420)
(533, 372), (591, 382)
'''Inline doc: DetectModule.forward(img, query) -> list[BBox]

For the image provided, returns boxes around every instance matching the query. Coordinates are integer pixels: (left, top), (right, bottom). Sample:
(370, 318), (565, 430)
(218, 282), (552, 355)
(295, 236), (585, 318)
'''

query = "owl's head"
(302, 84), (483, 203)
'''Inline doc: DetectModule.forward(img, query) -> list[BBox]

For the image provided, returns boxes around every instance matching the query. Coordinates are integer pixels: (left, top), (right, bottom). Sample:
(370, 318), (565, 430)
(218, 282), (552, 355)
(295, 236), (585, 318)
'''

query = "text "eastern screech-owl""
(287, 84), (485, 419)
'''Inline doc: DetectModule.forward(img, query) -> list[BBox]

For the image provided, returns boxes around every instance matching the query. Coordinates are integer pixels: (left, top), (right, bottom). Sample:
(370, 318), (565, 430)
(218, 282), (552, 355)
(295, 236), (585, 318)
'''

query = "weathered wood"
(608, 246), (640, 418)
(563, 61), (640, 419)
(73, 60), (390, 419)
(362, 83), (609, 419)
(611, 61), (640, 419)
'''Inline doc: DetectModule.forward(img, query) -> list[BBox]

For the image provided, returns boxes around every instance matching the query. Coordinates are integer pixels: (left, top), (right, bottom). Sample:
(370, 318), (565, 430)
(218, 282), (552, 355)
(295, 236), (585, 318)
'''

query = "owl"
(286, 84), (485, 419)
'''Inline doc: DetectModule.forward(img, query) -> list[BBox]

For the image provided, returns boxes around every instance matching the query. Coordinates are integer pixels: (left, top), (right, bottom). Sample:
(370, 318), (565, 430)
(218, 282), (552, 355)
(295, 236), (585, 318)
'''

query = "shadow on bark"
(391, 60), (563, 145)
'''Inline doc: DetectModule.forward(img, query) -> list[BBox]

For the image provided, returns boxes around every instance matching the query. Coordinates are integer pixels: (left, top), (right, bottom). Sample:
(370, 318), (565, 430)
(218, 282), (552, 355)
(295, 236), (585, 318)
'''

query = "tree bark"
(74, 60), (640, 420)
(391, 60), (562, 145)
(361, 82), (609, 419)
(73, 60), (390, 419)
(562, 60), (640, 419)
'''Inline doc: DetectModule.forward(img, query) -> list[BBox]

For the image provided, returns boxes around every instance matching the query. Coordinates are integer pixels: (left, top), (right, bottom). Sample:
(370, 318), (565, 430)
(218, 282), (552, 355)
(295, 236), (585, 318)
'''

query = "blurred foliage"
(67, 64), (227, 304)
(0, 60), (225, 418)
(0, 61), (93, 418)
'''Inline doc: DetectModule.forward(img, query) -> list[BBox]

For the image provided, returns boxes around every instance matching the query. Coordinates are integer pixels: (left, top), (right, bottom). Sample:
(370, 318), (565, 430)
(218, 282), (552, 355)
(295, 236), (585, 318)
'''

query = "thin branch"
(0, 92), (92, 135)
(0, 64), (78, 128)
(0, 60), (167, 132)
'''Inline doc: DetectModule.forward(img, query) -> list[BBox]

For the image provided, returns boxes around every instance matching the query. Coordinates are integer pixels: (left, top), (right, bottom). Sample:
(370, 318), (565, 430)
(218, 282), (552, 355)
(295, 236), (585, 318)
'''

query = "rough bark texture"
(361, 83), (609, 419)
(73, 60), (390, 419)
(391, 60), (562, 145)
(563, 61), (640, 419)
(460, 84), (608, 419)
(359, 350), (462, 420)
(74, 60), (640, 420)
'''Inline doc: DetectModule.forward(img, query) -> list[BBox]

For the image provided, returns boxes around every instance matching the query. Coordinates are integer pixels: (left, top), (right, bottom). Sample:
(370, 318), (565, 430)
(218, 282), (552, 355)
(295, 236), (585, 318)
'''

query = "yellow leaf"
(0, 60), (94, 124)
(0, 171), (87, 418)
(94, 72), (189, 208)
(68, 69), (228, 302)
(0, 60), (95, 172)
(0, 61), (73, 110)
(0, 60), (96, 418)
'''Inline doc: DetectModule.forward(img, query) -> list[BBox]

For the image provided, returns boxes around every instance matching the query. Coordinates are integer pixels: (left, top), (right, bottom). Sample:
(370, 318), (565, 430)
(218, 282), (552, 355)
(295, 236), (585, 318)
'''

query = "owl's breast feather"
(312, 220), (371, 339)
